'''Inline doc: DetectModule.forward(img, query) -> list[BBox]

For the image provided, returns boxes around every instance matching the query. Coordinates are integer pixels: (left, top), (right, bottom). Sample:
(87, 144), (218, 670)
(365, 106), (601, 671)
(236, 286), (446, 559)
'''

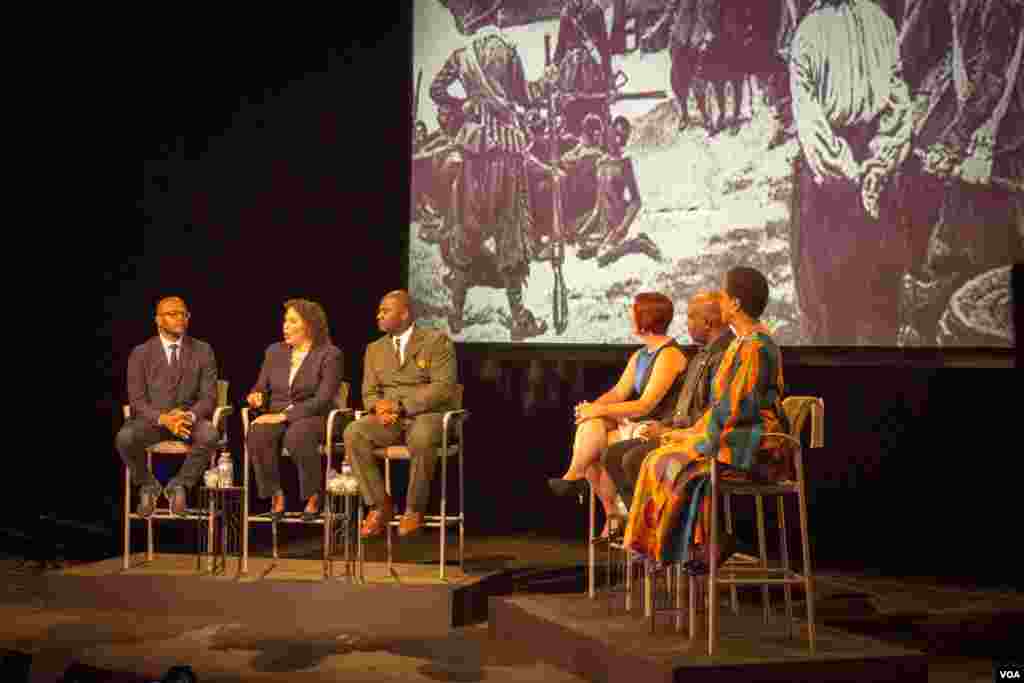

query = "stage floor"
(2, 535), (1023, 682)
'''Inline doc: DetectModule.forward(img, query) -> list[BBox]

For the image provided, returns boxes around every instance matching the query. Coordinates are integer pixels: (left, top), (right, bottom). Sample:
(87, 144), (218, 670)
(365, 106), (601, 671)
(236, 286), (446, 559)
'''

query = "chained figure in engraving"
(577, 115), (662, 266)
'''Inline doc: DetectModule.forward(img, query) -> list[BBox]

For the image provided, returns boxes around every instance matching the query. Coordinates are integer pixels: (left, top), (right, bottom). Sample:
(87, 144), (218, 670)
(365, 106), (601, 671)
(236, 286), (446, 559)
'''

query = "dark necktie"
(169, 343), (180, 371)
(393, 337), (402, 365)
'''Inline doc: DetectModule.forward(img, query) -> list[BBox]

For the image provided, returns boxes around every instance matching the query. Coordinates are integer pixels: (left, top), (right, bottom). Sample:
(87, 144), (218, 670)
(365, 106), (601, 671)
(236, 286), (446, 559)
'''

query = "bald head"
(383, 290), (412, 312)
(156, 296), (186, 314)
(686, 291), (724, 345)
(377, 290), (414, 335)
(154, 296), (189, 340)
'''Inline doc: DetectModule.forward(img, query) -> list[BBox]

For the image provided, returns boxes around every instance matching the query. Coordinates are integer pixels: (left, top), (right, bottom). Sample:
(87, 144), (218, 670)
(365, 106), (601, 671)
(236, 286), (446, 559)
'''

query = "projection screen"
(408, 0), (1021, 346)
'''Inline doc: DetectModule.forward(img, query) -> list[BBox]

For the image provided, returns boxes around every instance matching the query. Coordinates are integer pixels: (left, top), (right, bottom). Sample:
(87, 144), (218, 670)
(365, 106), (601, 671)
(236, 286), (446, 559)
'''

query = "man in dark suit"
(345, 290), (458, 539)
(601, 292), (734, 509)
(116, 296), (219, 516)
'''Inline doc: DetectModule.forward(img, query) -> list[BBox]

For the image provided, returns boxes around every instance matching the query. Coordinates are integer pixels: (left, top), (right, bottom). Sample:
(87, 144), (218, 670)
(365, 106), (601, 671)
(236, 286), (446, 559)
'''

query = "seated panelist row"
(115, 289), (457, 540)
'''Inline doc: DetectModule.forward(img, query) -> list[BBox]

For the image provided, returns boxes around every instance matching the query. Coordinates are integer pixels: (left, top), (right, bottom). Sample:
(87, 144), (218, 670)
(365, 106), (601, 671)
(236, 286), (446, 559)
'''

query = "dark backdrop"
(85, 6), (1021, 589)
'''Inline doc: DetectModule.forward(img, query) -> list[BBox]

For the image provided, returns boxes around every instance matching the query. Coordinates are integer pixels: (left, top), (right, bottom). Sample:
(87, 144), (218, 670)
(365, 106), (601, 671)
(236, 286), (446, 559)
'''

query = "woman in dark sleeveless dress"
(549, 292), (688, 536)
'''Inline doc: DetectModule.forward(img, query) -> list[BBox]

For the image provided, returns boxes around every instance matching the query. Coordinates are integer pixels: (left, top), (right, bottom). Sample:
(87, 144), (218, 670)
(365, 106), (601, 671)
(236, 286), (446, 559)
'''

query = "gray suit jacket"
(126, 336), (218, 426)
(668, 329), (735, 429)
(362, 325), (457, 416)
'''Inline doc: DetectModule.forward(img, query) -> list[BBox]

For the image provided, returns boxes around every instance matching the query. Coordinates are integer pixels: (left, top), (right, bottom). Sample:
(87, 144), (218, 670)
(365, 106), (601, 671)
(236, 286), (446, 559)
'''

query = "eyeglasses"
(160, 311), (190, 319)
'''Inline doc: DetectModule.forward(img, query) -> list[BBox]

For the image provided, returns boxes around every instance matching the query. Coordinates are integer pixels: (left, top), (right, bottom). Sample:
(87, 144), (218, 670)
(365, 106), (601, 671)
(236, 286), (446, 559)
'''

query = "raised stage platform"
(3, 536), (1023, 681)
(490, 593), (928, 683)
(39, 553), (500, 632)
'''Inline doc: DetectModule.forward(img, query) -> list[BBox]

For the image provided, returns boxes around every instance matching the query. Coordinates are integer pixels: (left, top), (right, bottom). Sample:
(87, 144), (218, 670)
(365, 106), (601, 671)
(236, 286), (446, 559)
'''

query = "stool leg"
(324, 495), (331, 580)
(123, 466), (131, 571)
(689, 574), (697, 642)
(725, 492), (738, 615)
(146, 451), (154, 562)
(644, 565), (652, 618)
(207, 490), (215, 573)
(385, 458), (393, 575)
(778, 495), (794, 638)
(649, 568), (658, 634)
(588, 484), (596, 598)
(242, 445), (250, 576)
(357, 503), (365, 583)
(272, 518), (279, 560)
(708, 474), (720, 656)
(755, 494), (771, 624)
(796, 472), (816, 654)
(625, 554), (633, 612)
(458, 448), (465, 572)
(220, 494), (227, 574)
(439, 452), (447, 581)
(674, 563), (684, 632)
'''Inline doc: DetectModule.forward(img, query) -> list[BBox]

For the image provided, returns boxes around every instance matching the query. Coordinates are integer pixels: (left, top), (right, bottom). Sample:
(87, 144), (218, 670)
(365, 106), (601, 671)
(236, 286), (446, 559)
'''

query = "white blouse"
(289, 349), (309, 387)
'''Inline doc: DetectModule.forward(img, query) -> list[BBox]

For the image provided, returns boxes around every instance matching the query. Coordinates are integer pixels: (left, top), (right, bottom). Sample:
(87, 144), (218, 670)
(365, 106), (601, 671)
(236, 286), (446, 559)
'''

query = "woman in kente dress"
(623, 267), (790, 568)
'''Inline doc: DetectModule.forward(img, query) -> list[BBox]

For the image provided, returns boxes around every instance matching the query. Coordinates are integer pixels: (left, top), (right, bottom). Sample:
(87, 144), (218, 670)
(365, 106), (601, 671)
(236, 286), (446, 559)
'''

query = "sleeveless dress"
(617, 340), (685, 438)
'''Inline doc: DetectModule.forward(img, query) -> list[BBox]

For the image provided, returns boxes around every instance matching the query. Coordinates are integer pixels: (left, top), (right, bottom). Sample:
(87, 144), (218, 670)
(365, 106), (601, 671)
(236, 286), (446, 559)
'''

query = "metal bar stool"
(121, 379), (233, 571)
(241, 382), (352, 579)
(702, 396), (824, 655)
(355, 384), (469, 580)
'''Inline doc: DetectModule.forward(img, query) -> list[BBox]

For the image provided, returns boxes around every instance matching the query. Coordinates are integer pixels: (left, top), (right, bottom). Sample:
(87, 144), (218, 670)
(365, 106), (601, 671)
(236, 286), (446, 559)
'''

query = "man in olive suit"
(345, 290), (458, 538)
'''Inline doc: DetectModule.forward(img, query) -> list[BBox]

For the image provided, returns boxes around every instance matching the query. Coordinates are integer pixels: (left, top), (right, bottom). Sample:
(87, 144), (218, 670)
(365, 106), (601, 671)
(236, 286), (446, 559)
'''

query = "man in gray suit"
(600, 291), (734, 509)
(345, 290), (459, 538)
(116, 296), (219, 517)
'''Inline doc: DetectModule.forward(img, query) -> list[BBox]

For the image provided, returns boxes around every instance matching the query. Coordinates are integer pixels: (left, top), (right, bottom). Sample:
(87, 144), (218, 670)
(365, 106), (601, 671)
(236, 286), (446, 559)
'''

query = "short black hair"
(725, 267), (770, 319)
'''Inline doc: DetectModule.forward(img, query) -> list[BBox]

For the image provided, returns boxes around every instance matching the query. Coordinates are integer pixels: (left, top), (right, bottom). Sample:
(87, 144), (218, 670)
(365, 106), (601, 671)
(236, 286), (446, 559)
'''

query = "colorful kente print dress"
(622, 328), (789, 565)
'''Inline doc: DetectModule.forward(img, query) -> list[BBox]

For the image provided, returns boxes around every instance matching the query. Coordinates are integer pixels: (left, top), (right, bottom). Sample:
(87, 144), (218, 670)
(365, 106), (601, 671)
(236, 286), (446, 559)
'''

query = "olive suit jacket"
(362, 325), (458, 416)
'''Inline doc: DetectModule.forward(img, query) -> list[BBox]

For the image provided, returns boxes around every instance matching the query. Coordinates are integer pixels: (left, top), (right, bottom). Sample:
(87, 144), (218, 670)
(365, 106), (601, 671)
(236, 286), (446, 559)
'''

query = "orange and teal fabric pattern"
(622, 328), (788, 564)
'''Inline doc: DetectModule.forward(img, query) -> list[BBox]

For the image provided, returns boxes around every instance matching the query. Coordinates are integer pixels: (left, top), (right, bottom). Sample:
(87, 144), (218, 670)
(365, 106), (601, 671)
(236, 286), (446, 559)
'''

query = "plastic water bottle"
(325, 468), (341, 495)
(217, 452), (233, 488)
(340, 461), (358, 495)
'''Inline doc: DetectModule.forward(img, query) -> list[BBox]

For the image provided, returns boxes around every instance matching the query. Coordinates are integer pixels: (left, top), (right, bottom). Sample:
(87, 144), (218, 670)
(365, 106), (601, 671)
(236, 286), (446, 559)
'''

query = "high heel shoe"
(547, 478), (588, 499)
(270, 493), (285, 522)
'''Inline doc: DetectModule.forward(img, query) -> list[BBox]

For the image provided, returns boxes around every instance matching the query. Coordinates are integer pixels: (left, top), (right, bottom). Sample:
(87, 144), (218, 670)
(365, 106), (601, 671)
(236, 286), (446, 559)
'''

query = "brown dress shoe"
(359, 504), (394, 539)
(398, 512), (426, 537)
(270, 493), (285, 521)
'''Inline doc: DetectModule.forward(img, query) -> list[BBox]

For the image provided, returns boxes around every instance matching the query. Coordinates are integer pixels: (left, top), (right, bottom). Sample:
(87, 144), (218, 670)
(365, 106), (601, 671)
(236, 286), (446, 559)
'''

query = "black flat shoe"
(683, 533), (737, 576)
(547, 478), (588, 498)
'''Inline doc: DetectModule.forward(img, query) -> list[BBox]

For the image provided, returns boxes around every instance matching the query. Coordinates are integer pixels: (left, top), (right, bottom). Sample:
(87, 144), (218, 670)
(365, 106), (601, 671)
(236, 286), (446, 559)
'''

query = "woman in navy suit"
(246, 299), (343, 520)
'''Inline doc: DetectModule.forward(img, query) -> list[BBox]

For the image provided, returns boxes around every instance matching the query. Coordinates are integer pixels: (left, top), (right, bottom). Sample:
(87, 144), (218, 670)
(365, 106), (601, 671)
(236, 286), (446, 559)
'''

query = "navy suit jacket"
(250, 342), (344, 423)
(126, 336), (218, 426)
